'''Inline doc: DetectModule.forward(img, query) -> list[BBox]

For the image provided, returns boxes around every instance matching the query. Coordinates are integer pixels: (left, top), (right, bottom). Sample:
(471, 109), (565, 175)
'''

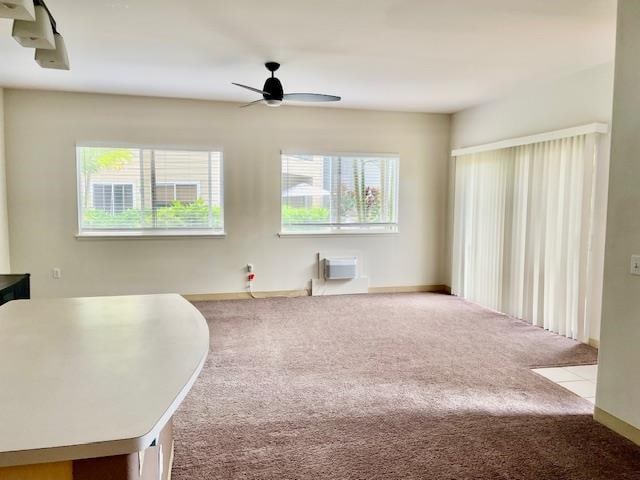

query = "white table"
(0, 294), (209, 479)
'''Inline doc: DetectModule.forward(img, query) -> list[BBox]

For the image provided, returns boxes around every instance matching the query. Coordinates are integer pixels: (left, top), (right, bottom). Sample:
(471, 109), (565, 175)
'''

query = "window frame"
(279, 151), (400, 236)
(75, 143), (225, 239)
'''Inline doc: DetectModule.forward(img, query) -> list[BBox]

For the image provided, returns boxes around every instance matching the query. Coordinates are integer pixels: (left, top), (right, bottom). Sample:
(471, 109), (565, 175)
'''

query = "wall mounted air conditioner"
(312, 253), (368, 296)
(324, 257), (357, 280)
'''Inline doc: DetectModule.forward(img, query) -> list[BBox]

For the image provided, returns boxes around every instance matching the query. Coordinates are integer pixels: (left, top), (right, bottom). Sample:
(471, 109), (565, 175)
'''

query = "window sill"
(76, 230), (226, 239)
(278, 230), (399, 238)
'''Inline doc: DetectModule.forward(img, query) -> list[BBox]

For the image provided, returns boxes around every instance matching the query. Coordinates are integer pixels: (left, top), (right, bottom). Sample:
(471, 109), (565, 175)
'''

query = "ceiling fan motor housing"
(263, 76), (284, 102)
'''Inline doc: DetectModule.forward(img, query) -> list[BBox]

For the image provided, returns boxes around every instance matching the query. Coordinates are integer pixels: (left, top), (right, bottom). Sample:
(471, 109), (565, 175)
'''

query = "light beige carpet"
(172, 293), (640, 479)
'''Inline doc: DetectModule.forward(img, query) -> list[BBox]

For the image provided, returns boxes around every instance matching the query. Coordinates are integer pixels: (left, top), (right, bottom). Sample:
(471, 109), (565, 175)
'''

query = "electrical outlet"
(52, 267), (61, 280)
(631, 255), (640, 276)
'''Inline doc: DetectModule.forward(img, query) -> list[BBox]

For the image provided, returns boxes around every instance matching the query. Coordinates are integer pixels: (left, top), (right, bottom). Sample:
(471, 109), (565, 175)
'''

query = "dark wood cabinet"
(0, 274), (30, 305)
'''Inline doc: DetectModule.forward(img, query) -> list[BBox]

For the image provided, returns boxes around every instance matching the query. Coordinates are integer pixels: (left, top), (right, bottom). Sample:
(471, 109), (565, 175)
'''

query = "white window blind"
(77, 146), (223, 235)
(281, 153), (399, 233)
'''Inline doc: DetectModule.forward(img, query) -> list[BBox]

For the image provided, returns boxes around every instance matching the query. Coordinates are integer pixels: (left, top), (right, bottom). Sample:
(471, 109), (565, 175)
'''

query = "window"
(92, 183), (134, 213)
(77, 146), (223, 235)
(154, 183), (199, 208)
(281, 153), (399, 233)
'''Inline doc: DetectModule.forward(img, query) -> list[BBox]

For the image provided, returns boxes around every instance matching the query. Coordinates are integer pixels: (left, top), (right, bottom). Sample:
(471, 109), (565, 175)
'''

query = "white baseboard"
(183, 290), (309, 301)
(184, 283), (450, 301)
(594, 407), (640, 446)
(369, 284), (450, 294)
(311, 277), (370, 296)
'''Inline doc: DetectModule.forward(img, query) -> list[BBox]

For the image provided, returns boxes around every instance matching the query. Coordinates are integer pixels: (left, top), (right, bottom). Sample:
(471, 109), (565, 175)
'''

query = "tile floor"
(532, 364), (598, 404)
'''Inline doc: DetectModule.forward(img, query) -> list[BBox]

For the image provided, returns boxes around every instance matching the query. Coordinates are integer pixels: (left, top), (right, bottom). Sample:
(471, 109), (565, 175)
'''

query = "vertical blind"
(77, 146), (223, 233)
(281, 153), (399, 233)
(452, 133), (603, 342)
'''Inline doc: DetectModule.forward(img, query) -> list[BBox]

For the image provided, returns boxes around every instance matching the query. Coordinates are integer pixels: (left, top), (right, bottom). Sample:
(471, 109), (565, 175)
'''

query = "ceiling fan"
(232, 62), (341, 108)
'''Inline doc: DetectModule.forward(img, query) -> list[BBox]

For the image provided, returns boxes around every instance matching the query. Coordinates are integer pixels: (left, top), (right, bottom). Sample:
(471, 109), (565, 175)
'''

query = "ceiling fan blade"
(232, 82), (268, 95)
(240, 99), (264, 108)
(283, 93), (341, 102)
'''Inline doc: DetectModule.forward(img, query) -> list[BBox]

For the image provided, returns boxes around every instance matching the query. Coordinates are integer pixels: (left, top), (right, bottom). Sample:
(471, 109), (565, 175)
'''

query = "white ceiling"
(0, 0), (617, 113)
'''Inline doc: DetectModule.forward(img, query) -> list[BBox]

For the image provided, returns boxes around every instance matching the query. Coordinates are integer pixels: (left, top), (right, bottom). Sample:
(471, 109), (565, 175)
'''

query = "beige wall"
(597, 0), (640, 430)
(0, 89), (10, 273)
(4, 90), (450, 298)
(450, 63), (614, 150)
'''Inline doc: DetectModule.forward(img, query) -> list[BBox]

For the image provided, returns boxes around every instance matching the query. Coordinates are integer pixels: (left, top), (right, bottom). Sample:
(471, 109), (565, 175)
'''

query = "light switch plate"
(631, 255), (640, 276)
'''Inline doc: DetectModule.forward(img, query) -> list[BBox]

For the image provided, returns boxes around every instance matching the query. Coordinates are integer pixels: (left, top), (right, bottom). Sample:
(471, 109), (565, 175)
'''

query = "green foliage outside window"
(281, 205), (329, 224)
(281, 187), (383, 226)
(340, 187), (382, 222)
(80, 148), (135, 206)
(83, 199), (222, 229)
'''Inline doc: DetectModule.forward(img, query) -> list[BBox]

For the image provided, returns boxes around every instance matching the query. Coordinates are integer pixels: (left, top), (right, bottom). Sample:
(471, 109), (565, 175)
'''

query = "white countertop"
(0, 294), (209, 467)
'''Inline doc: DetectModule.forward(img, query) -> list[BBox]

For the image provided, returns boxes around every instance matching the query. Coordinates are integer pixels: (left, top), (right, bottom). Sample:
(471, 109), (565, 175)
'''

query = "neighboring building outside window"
(77, 146), (223, 235)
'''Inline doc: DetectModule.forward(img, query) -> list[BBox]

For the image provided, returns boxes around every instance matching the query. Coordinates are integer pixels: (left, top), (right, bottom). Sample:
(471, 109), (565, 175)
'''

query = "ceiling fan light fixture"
(0, 0), (34, 20)
(264, 99), (282, 107)
(35, 32), (69, 70)
(12, 5), (55, 49)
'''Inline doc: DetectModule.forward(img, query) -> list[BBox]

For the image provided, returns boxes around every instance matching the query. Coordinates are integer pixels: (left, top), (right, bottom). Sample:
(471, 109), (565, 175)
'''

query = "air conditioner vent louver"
(324, 257), (357, 280)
